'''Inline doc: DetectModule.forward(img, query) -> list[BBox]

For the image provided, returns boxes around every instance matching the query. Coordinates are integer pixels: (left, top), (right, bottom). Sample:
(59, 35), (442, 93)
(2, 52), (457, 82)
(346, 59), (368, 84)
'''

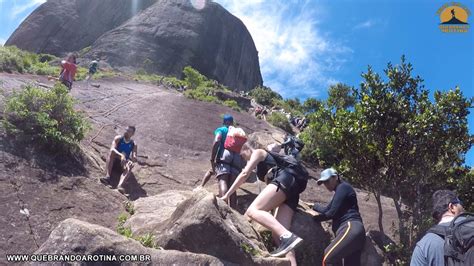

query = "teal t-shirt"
(214, 126), (229, 159)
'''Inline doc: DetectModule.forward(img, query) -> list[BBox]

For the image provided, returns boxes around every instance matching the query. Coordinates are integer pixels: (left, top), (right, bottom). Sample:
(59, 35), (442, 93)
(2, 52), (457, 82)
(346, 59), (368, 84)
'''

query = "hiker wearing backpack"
(204, 115), (246, 208)
(100, 126), (138, 197)
(220, 142), (309, 262)
(85, 59), (99, 83)
(59, 53), (78, 91)
(411, 190), (472, 266)
(313, 168), (366, 266)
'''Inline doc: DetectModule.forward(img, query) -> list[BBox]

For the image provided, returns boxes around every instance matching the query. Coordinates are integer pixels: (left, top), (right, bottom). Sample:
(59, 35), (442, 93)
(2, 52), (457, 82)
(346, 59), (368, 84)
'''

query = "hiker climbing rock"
(220, 142), (309, 262)
(100, 126), (138, 196)
(197, 115), (246, 209)
(313, 168), (366, 266)
(281, 134), (304, 159)
(85, 59), (99, 83)
(410, 190), (470, 266)
(58, 53), (77, 91)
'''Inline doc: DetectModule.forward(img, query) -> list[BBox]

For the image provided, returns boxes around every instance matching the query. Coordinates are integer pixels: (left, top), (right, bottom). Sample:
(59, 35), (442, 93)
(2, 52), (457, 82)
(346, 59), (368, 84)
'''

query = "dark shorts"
(271, 169), (307, 211)
(60, 78), (72, 90)
(89, 68), (97, 75)
(215, 149), (245, 178)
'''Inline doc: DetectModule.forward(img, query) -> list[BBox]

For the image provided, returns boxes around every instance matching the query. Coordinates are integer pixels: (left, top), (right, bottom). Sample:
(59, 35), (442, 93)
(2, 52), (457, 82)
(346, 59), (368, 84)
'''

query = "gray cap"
(317, 168), (338, 185)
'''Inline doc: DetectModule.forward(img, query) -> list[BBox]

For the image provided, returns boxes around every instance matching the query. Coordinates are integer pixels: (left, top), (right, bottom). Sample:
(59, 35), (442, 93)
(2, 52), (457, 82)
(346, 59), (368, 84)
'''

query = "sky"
(0, 0), (473, 165)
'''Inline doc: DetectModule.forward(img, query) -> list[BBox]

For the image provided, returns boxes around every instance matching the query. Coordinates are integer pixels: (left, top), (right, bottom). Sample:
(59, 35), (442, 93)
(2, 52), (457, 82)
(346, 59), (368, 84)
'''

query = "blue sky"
(1, 0), (473, 165)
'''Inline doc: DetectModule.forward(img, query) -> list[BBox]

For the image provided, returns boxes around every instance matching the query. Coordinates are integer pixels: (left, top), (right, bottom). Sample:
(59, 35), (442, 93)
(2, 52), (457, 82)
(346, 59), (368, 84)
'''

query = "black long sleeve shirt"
(313, 181), (362, 233)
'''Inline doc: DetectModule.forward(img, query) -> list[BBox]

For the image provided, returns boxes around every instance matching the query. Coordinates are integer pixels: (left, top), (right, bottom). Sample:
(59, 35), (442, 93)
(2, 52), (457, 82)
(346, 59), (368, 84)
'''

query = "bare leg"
(218, 174), (229, 197)
(274, 204), (297, 265)
(105, 152), (118, 177)
(228, 175), (237, 209)
(245, 183), (290, 237)
(117, 161), (134, 188)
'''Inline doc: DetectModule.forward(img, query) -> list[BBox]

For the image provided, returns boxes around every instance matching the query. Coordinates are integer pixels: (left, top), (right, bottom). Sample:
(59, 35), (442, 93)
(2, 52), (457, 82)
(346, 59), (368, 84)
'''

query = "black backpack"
(267, 151), (309, 181)
(428, 213), (474, 266)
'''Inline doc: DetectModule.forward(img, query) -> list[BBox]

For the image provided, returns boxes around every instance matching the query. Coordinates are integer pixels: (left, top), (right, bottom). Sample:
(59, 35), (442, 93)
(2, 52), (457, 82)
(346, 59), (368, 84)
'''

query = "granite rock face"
(6, 0), (263, 91)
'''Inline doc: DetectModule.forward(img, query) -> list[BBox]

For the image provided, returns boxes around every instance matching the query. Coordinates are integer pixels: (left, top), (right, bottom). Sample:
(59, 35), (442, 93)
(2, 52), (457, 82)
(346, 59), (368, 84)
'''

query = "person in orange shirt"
(59, 53), (78, 91)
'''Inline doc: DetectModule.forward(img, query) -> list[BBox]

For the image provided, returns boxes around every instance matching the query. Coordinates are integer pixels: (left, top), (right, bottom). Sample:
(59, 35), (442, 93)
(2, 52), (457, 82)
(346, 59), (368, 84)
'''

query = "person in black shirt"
(313, 168), (366, 266)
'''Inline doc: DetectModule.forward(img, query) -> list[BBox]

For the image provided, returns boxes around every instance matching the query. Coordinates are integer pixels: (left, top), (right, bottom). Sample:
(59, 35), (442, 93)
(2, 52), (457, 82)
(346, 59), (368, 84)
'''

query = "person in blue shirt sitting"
(100, 126), (138, 196)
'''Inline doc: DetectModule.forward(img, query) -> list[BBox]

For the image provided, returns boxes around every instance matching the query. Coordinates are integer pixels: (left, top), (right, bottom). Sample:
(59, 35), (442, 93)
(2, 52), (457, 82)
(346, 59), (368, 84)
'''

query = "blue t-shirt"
(410, 223), (448, 266)
(214, 126), (229, 159)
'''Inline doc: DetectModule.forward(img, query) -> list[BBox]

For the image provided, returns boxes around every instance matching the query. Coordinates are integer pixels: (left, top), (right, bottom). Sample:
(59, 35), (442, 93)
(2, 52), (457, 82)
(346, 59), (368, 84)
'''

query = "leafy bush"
(249, 86), (282, 106)
(3, 84), (89, 153)
(117, 213), (133, 238)
(135, 233), (158, 249)
(267, 112), (293, 133)
(0, 46), (60, 74)
(184, 86), (219, 103)
(183, 66), (206, 89)
(223, 100), (241, 111)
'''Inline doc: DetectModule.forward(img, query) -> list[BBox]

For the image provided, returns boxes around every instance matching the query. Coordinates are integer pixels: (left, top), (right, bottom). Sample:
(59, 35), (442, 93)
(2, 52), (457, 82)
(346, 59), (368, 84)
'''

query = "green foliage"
(183, 66), (206, 89)
(302, 56), (473, 259)
(124, 201), (135, 215)
(267, 112), (293, 133)
(327, 83), (356, 110)
(93, 70), (118, 80)
(240, 242), (259, 256)
(79, 46), (91, 56)
(223, 100), (241, 111)
(259, 230), (274, 252)
(0, 46), (60, 75)
(117, 213), (133, 238)
(135, 233), (158, 249)
(3, 84), (89, 153)
(249, 86), (282, 106)
(184, 86), (219, 103)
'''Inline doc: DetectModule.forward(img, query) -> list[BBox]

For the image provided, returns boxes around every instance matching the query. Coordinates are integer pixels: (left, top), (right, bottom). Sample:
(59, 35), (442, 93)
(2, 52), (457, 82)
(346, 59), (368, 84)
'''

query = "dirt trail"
(0, 73), (399, 261)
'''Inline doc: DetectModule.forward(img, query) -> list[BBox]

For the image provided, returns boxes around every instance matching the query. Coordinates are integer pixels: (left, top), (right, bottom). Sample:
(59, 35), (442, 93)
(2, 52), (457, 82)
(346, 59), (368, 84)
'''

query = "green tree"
(249, 86), (282, 106)
(302, 97), (323, 114)
(183, 66), (206, 89)
(302, 57), (472, 262)
(327, 83), (356, 110)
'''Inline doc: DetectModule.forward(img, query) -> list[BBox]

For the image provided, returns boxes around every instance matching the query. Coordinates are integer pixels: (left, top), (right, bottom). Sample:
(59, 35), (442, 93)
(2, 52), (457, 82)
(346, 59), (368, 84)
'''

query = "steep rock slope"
(6, 0), (263, 91)
(5, 0), (157, 54)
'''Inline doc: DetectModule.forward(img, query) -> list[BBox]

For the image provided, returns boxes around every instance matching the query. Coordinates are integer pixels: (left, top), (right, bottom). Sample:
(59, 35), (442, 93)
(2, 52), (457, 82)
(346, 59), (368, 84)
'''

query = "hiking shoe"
(100, 176), (112, 187)
(270, 233), (303, 257)
(117, 187), (130, 198)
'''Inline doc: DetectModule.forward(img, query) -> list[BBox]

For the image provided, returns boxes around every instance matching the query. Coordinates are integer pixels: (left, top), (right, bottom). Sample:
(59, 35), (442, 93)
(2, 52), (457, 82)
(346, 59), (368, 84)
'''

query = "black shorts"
(271, 169), (307, 211)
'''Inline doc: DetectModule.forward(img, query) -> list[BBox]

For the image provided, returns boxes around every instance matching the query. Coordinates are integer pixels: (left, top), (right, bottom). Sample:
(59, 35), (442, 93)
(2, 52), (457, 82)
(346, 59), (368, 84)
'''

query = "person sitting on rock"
(58, 53), (78, 91)
(313, 168), (366, 266)
(100, 126), (138, 196)
(220, 142), (309, 261)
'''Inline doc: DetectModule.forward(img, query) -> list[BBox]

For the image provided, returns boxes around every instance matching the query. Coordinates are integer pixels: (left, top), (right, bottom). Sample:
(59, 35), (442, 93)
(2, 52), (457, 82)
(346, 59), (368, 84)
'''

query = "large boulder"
(124, 190), (192, 235)
(5, 0), (157, 55)
(125, 189), (288, 265)
(6, 0), (263, 91)
(34, 218), (227, 265)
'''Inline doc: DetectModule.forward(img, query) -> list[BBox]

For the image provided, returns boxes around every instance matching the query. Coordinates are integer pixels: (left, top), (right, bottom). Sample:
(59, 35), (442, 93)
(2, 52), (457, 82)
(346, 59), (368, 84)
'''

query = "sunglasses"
(450, 197), (463, 206)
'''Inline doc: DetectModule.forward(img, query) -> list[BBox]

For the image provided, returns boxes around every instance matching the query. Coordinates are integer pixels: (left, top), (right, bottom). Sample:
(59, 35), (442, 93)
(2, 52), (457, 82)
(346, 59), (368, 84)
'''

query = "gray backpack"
(428, 213), (474, 266)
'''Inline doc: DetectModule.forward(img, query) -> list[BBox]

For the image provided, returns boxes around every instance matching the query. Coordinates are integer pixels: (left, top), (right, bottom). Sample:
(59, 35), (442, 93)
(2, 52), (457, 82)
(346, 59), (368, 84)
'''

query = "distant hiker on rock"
(58, 53), (77, 91)
(313, 168), (366, 266)
(85, 59), (99, 83)
(410, 190), (471, 266)
(100, 126), (138, 196)
(220, 142), (309, 261)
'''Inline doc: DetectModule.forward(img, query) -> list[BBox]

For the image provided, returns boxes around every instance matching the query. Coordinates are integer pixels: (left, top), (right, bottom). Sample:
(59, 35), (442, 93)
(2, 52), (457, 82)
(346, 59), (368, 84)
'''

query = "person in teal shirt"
(196, 115), (244, 208)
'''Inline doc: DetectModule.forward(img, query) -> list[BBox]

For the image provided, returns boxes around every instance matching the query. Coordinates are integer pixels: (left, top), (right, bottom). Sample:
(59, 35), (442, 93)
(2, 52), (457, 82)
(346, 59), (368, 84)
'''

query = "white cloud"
(354, 19), (375, 30)
(10, 0), (46, 19)
(0, 38), (5, 46)
(215, 0), (351, 98)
